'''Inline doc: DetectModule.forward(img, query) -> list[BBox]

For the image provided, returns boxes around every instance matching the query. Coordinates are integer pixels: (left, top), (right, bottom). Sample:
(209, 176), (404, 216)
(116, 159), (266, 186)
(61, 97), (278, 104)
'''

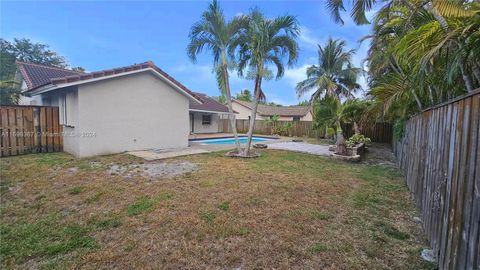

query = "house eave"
(26, 68), (202, 104)
(189, 109), (234, 115)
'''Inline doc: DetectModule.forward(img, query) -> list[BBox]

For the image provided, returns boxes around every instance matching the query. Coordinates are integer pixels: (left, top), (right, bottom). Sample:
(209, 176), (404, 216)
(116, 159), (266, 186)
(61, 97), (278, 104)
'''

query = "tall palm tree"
(296, 38), (361, 101)
(187, 0), (247, 152)
(232, 9), (299, 156)
(296, 38), (361, 155)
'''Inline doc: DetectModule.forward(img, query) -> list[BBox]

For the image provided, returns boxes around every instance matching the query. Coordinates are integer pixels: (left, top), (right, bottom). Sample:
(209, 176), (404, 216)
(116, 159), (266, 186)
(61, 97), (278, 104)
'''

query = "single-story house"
(232, 99), (313, 121)
(189, 92), (232, 134)
(16, 61), (231, 158)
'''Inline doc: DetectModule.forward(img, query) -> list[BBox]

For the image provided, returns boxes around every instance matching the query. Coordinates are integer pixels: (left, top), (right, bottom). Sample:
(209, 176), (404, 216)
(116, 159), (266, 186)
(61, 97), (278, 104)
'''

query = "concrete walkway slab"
(129, 147), (209, 161)
(267, 142), (332, 156)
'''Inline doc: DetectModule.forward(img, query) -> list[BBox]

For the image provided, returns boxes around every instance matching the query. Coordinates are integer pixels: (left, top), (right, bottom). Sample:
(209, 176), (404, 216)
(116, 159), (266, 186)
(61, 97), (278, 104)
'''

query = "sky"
(1, 0), (374, 105)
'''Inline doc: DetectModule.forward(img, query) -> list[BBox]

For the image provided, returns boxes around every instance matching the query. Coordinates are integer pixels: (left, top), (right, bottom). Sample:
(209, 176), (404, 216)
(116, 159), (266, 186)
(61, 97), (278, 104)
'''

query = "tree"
(295, 38), (361, 153)
(235, 89), (253, 101)
(362, 1), (479, 132)
(233, 9), (299, 156)
(0, 81), (21, 105)
(341, 99), (371, 134)
(1, 38), (68, 68)
(1, 38), (84, 105)
(296, 38), (361, 102)
(0, 40), (17, 82)
(325, 0), (480, 136)
(312, 96), (348, 155)
(71, 66), (86, 73)
(187, 0), (247, 153)
(213, 95), (227, 104)
(297, 100), (310, 106)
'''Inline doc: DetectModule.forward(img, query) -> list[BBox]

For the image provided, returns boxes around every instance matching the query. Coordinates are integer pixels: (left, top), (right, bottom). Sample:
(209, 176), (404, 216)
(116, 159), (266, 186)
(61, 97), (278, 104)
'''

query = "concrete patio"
(266, 142), (333, 156)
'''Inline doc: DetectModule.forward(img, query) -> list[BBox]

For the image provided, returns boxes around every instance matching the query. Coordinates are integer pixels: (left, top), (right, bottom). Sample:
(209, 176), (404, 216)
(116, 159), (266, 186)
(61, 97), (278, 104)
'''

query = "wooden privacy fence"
(343, 122), (393, 143)
(221, 119), (324, 138)
(0, 106), (63, 157)
(221, 119), (392, 143)
(393, 90), (479, 270)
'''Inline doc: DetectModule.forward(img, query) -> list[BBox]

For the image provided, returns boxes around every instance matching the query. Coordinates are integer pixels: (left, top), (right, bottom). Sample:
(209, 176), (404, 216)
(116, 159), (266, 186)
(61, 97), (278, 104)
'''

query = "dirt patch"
(107, 161), (197, 178)
(363, 143), (397, 167)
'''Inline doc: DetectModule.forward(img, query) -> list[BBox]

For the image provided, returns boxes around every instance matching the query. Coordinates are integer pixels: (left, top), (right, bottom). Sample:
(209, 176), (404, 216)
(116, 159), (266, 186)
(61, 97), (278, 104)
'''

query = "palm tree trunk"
(427, 85), (434, 105)
(353, 122), (360, 134)
(461, 65), (474, 92)
(220, 54), (241, 153)
(472, 66), (480, 85)
(335, 119), (347, 155)
(411, 88), (423, 111)
(243, 74), (262, 156)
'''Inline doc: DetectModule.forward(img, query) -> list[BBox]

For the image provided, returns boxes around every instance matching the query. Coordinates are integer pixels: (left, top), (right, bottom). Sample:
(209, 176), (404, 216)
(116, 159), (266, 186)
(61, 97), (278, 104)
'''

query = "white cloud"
(298, 26), (323, 50)
(284, 64), (309, 88)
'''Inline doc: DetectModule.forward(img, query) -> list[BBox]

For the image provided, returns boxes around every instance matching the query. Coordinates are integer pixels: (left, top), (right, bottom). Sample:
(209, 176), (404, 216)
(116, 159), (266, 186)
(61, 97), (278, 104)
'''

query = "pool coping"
(189, 135), (279, 142)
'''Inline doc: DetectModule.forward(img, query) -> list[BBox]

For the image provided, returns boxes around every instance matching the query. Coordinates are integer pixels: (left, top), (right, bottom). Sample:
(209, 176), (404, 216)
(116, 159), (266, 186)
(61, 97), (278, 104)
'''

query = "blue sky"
(1, 0), (374, 105)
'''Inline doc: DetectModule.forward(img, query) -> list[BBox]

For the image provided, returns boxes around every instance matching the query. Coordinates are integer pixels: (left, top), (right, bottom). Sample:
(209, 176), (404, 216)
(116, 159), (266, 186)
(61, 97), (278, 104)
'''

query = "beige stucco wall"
(72, 72), (189, 157)
(232, 101), (264, 120)
(190, 111), (220, 134)
(301, 111), (313, 121)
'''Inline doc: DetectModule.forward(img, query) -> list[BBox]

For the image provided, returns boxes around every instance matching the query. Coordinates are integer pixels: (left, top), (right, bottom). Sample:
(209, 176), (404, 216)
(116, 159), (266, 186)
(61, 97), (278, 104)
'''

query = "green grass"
(0, 216), (98, 264)
(0, 179), (11, 194)
(68, 186), (83, 195)
(308, 242), (328, 253)
(126, 196), (155, 216)
(238, 227), (249, 236)
(200, 210), (216, 224)
(217, 201), (230, 211)
(155, 191), (174, 202)
(88, 215), (122, 229)
(375, 221), (410, 240)
(84, 192), (104, 204)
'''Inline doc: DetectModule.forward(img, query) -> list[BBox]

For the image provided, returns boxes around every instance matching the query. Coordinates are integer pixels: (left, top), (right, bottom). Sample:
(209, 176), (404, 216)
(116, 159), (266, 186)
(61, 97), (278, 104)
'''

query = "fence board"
(220, 119), (392, 142)
(0, 105), (63, 157)
(393, 90), (479, 270)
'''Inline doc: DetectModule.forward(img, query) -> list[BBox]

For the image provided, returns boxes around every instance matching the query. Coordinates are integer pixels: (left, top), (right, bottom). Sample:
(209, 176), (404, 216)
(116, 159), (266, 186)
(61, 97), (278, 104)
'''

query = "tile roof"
(189, 92), (230, 113)
(17, 61), (201, 102)
(234, 99), (311, 117)
(17, 61), (81, 89)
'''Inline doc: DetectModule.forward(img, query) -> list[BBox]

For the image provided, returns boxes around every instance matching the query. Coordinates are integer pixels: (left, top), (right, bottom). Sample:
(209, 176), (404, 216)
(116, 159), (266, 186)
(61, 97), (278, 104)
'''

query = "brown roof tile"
(189, 93), (230, 113)
(17, 61), (81, 89)
(234, 99), (310, 117)
(18, 61), (201, 102)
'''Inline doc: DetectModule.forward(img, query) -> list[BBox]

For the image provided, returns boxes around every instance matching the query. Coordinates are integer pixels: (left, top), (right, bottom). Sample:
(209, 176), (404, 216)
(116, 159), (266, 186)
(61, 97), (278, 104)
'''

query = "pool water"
(193, 136), (275, 145)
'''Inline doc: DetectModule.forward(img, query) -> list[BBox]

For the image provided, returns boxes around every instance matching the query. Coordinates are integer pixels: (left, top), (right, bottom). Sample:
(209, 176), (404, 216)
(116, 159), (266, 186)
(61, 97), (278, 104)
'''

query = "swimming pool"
(191, 136), (276, 145)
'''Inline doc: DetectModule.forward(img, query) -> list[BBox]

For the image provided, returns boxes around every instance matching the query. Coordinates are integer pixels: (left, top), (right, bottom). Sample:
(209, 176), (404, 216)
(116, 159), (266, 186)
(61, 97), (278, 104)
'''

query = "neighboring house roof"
(17, 61), (201, 103)
(233, 99), (311, 117)
(189, 92), (231, 113)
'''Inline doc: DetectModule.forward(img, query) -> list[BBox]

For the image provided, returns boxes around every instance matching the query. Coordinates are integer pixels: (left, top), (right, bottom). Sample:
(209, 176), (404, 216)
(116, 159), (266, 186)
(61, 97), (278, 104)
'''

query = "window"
(202, 115), (212, 125)
(293, 116), (301, 121)
(59, 93), (67, 125)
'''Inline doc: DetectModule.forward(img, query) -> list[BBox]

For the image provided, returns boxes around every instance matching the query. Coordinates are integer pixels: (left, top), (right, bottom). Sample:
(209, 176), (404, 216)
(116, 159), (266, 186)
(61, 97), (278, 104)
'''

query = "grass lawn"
(0, 148), (436, 269)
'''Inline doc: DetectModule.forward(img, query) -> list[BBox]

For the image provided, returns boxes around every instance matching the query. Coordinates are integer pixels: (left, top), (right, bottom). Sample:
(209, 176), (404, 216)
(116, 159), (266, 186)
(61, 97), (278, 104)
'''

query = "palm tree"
(362, 0), (479, 132)
(232, 9), (299, 156)
(296, 38), (361, 155)
(312, 95), (349, 155)
(187, 0), (247, 153)
(296, 38), (361, 101)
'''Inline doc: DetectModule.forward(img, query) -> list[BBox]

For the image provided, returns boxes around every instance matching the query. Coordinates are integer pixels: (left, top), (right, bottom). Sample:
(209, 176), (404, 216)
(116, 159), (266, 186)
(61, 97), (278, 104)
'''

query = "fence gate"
(0, 105), (63, 157)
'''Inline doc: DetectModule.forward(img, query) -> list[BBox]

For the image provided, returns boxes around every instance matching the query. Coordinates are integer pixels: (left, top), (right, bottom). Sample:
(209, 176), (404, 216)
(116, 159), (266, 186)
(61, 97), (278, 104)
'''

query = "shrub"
(346, 134), (371, 147)
(326, 127), (335, 139)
